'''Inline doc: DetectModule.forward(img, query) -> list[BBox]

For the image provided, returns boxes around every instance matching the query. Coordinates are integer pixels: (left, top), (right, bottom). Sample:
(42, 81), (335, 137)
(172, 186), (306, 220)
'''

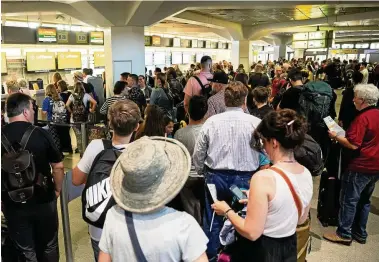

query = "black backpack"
(294, 134), (324, 176)
(82, 140), (122, 228)
(192, 76), (212, 99)
(1, 125), (39, 203)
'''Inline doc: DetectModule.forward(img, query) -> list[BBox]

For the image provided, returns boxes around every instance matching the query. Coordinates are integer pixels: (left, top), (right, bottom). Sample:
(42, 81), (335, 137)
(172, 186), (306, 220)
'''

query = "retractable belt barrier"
(37, 120), (109, 153)
(59, 170), (85, 262)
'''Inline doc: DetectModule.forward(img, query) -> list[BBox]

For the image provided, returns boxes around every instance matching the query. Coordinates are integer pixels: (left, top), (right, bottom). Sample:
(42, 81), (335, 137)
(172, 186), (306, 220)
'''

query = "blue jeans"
(203, 169), (253, 260)
(337, 171), (379, 240)
(91, 238), (100, 262)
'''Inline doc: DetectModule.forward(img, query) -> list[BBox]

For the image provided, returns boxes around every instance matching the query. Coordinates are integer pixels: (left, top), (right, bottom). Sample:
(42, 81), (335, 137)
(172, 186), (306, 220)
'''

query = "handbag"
(270, 167), (311, 262)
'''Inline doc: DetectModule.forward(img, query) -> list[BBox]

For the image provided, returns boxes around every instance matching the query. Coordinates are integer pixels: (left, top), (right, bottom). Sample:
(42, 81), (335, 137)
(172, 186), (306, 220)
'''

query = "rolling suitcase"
(317, 144), (342, 227)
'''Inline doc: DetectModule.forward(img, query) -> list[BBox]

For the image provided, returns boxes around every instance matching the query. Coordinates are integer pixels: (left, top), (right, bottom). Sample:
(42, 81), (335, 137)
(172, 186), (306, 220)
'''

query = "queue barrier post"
(59, 173), (74, 262)
(81, 123), (87, 153)
(59, 171), (85, 262)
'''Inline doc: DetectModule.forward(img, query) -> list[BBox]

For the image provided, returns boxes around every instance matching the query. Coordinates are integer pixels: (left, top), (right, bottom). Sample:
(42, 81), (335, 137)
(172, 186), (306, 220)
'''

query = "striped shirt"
(100, 95), (127, 115)
(193, 107), (261, 172)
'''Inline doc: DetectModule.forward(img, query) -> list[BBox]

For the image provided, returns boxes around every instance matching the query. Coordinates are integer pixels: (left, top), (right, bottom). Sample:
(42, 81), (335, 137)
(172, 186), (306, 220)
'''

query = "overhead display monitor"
(145, 52), (153, 66)
(292, 41), (308, 49)
(205, 41), (211, 49)
(154, 52), (166, 65)
(172, 52), (183, 64)
(183, 53), (192, 64)
(198, 40), (205, 48)
(181, 39), (190, 48)
(293, 32), (308, 41)
(76, 32), (88, 44)
(145, 36), (152, 46)
(90, 31), (104, 45)
(94, 51), (105, 68)
(308, 31), (326, 40)
(355, 43), (369, 49)
(26, 52), (56, 72)
(228, 43), (232, 49)
(1, 52), (7, 74)
(173, 38), (181, 47)
(371, 43), (379, 49)
(218, 42), (223, 49)
(307, 39), (326, 48)
(57, 52), (82, 70)
(196, 53), (203, 63)
(211, 42), (218, 49)
(191, 39), (198, 48)
(57, 31), (69, 44)
(152, 36), (161, 46)
(37, 27), (57, 43)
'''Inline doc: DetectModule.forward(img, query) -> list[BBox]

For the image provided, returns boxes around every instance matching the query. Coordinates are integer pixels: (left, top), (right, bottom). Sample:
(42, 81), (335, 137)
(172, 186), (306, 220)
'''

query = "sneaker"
(352, 234), (366, 244)
(323, 232), (352, 246)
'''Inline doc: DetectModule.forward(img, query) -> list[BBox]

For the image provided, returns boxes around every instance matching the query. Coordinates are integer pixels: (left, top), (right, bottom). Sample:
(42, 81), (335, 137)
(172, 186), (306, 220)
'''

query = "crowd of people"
(1, 54), (379, 262)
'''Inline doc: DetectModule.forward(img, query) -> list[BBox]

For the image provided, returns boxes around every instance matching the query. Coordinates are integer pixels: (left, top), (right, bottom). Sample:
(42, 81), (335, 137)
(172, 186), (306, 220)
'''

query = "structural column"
(104, 26), (145, 97)
(231, 40), (251, 72)
(274, 44), (287, 61)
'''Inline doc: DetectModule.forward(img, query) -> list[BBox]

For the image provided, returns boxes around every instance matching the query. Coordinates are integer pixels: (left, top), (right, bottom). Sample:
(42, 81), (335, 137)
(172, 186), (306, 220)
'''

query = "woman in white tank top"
(212, 109), (313, 261)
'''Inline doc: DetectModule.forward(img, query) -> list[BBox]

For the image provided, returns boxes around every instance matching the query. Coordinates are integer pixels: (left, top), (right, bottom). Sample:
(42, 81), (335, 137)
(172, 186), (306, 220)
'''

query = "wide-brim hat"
(110, 136), (191, 214)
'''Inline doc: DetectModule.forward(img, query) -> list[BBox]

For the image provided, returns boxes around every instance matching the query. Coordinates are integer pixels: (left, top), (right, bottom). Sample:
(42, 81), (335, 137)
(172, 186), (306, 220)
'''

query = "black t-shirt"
(248, 73), (270, 88)
(251, 104), (274, 119)
(279, 86), (303, 113)
(1, 122), (63, 206)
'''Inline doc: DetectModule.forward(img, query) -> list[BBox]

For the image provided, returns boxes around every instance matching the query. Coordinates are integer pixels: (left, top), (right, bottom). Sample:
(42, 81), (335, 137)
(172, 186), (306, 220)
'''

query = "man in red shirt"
(324, 84), (379, 245)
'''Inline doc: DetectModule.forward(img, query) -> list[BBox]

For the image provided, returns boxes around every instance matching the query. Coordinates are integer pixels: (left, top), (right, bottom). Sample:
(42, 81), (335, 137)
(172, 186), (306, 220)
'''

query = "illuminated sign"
(37, 28), (57, 43)
(1, 52), (7, 74)
(90, 31), (104, 44)
(57, 52), (82, 70)
(94, 52), (105, 68)
(308, 31), (326, 40)
(152, 36), (161, 46)
(292, 41), (308, 48)
(26, 52), (56, 72)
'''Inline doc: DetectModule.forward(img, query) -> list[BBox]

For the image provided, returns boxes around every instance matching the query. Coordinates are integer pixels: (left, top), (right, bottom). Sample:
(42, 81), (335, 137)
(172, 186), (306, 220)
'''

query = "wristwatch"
(224, 208), (233, 219)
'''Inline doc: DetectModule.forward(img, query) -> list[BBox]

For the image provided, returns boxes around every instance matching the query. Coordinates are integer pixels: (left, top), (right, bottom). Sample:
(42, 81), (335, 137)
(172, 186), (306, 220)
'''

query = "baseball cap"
(210, 71), (228, 84)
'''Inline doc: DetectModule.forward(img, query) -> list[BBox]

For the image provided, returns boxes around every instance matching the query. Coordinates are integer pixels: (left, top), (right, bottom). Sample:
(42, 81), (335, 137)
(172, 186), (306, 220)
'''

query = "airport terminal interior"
(1, 1), (379, 262)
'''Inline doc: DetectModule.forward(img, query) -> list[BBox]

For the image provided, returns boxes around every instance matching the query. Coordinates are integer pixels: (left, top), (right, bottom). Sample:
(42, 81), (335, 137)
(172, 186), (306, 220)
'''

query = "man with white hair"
(324, 84), (379, 246)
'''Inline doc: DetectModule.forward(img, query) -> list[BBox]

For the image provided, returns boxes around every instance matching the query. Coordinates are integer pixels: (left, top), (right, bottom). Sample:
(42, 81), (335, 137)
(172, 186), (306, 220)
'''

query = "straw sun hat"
(110, 136), (191, 214)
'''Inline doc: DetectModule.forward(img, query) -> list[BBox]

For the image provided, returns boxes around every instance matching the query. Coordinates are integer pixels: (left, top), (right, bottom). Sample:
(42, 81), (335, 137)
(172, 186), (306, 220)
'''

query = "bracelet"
(224, 208), (233, 219)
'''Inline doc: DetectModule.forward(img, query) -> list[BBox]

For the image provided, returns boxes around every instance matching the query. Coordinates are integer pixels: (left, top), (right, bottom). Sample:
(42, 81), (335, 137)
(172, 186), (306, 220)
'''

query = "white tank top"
(263, 166), (313, 238)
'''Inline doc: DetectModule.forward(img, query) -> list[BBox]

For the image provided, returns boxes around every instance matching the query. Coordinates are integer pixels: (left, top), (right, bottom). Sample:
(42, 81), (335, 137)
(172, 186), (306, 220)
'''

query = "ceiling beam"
(171, 10), (243, 40)
(246, 10), (379, 40)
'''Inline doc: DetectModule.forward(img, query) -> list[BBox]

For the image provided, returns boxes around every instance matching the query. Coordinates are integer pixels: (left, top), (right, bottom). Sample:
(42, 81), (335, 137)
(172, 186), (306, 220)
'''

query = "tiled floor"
(58, 90), (379, 261)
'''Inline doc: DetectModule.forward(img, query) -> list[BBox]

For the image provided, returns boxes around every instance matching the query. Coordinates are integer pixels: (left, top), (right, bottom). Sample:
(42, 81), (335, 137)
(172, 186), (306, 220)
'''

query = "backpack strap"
(102, 139), (113, 150)
(20, 125), (36, 150)
(192, 76), (205, 90)
(270, 166), (303, 220)
(1, 133), (16, 154)
(125, 211), (148, 262)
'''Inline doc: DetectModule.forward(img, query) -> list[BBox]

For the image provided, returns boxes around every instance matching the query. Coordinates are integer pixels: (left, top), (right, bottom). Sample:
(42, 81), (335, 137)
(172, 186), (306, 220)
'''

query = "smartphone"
(229, 185), (246, 200)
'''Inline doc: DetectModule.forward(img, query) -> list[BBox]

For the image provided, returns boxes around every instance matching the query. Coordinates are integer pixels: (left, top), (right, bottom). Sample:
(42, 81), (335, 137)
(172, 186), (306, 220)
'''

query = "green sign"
(76, 32), (88, 44)
(144, 36), (152, 46)
(57, 31), (69, 44)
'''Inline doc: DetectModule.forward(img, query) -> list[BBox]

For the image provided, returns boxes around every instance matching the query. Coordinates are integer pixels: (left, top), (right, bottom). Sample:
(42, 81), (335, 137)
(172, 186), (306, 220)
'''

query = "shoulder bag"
(270, 166), (311, 262)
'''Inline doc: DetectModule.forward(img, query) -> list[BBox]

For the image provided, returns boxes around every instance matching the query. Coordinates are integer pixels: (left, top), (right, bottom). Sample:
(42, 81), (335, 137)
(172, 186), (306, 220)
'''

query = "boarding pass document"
(323, 116), (346, 137)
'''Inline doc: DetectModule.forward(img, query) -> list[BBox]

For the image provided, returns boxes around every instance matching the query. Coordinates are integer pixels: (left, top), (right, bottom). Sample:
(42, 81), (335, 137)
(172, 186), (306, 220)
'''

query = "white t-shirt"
(99, 206), (208, 262)
(77, 139), (128, 241)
